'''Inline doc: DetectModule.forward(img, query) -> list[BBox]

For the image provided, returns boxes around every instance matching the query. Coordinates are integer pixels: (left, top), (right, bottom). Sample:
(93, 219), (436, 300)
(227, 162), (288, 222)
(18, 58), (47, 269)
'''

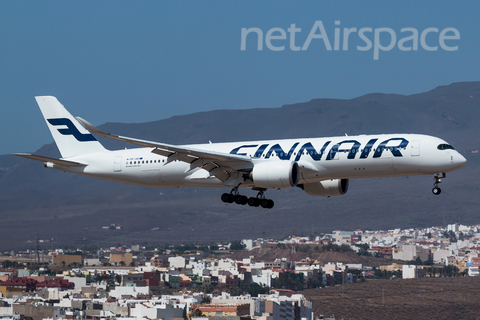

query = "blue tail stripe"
(47, 118), (97, 142)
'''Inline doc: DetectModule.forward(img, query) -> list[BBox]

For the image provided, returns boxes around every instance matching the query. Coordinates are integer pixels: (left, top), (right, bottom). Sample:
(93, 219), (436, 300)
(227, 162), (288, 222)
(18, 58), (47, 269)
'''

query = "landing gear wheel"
(432, 187), (441, 195)
(267, 199), (274, 209)
(260, 199), (269, 208)
(261, 199), (274, 209)
(235, 195), (248, 205)
(221, 193), (234, 203)
(248, 197), (260, 207)
(221, 193), (228, 202)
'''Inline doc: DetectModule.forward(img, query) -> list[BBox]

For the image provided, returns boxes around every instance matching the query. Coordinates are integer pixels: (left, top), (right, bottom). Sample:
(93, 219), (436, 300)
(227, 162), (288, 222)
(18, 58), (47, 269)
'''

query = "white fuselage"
(48, 133), (466, 189)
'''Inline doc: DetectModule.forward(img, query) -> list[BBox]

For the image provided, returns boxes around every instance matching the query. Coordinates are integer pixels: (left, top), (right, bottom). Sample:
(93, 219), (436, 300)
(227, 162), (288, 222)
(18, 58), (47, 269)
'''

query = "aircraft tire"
(432, 187), (441, 195)
(260, 199), (269, 208)
(234, 195), (243, 204)
(267, 199), (274, 209)
(221, 193), (234, 203)
(241, 195), (248, 205)
(221, 193), (230, 203)
(235, 195), (248, 205)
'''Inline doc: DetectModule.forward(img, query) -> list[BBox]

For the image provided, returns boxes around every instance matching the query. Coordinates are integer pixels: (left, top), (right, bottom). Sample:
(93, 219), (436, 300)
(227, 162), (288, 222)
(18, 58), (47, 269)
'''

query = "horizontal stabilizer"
(13, 153), (87, 167)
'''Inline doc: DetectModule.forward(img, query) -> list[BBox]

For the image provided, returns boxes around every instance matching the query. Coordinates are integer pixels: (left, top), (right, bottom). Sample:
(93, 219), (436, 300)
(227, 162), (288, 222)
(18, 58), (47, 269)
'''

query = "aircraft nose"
(454, 152), (467, 169)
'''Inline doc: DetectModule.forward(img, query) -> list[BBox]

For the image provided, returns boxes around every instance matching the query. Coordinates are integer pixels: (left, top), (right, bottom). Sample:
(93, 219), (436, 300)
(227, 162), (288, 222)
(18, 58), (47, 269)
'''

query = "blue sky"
(1, 0), (479, 154)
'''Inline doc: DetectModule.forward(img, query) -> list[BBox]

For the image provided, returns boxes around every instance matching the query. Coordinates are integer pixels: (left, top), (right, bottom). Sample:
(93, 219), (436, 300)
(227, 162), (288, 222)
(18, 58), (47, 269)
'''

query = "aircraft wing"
(76, 117), (253, 182)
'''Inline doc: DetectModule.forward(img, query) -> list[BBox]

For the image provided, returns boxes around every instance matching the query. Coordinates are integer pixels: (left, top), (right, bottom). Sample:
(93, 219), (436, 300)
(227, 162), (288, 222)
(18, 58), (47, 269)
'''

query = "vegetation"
(174, 244), (205, 253)
(94, 273), (104, 283)
(193, 308), (205, 317)
(229, 280), (270, 297)
(243, 282), (270, 297)
(230, 241), (245, 251)
(443, 230), (458, 243)
(354, 243), (370, 256)
(373, 268), (402, 279)
(271, 271), (304, 290)
(200, 296), (211, 304)
(321, 242), (353, 253)
(0, 260), (19, 269)
(64, 251), (83, 255)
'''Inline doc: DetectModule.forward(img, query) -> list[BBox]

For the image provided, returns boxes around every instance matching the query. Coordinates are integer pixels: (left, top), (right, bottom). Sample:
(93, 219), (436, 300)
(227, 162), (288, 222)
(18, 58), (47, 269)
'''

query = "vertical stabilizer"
(35, 96), (106, 158)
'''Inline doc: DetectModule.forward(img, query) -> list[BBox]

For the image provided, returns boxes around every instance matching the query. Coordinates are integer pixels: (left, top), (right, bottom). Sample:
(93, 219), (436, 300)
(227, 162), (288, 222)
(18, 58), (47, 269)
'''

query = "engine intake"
(300, 179), (349, 197)
(251, 161), (299, 189)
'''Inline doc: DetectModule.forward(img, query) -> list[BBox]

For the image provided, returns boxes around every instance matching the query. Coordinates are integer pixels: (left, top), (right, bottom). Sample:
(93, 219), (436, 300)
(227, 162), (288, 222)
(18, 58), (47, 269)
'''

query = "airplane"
(14, 96), (467, 209)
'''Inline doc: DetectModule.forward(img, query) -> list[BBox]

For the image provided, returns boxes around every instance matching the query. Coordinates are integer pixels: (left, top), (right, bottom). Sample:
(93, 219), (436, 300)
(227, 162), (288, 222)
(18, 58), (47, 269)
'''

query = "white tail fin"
(35, 96), (106, 158)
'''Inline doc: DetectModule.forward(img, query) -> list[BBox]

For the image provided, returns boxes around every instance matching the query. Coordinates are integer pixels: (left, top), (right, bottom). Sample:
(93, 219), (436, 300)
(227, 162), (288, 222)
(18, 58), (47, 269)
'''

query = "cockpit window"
(437, 144), (455, 150)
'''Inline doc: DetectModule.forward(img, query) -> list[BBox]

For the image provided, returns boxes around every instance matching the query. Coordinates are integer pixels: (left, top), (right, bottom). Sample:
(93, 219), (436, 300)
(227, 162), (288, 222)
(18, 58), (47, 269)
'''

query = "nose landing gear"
(432, 173), (446, 195)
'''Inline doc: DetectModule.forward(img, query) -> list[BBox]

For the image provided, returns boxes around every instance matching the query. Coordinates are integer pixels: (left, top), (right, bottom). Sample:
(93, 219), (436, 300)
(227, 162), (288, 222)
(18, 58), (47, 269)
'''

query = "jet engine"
(300, 179), (349, 197)
(251, 161), (300, 189)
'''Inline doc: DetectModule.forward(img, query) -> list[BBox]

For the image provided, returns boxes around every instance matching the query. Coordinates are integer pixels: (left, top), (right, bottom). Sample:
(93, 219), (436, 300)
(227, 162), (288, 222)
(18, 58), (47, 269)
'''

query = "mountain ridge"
(0, 81), (479, 250)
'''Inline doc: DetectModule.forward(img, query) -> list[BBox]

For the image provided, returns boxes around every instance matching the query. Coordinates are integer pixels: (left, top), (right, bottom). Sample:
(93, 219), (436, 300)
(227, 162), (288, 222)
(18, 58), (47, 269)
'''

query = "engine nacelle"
(301, 179), (349, 197)
(251, 161), (299, 189)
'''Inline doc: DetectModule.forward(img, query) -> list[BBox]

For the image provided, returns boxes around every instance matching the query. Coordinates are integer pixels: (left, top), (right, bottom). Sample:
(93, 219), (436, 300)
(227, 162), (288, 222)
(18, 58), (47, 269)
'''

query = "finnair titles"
(15, 96), (466, 209)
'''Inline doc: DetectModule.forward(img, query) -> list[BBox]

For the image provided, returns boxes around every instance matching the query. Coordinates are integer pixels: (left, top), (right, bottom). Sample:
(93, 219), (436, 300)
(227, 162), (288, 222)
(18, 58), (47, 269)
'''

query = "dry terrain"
(303, 277), (480, 320)
(227, 246), (480, 319)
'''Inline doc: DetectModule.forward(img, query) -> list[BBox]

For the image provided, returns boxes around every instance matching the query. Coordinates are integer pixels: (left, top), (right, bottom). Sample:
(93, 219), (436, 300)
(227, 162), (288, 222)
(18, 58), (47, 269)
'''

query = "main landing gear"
(221, 187), (274, 209)
(432, 173), (446, 195)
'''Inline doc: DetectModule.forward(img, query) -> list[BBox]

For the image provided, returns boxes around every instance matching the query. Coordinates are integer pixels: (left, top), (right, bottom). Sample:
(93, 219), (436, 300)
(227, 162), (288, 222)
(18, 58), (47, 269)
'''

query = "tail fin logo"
(47, 118), (97, 142)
